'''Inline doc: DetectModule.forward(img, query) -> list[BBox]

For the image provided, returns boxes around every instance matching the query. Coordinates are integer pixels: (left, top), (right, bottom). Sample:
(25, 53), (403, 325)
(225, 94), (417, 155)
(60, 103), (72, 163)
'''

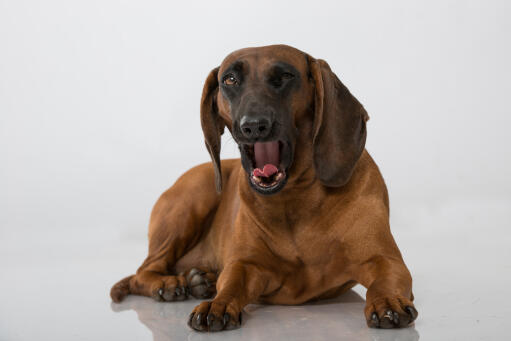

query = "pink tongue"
(253, 164), (278, 178)
(253, 141), (280, 178)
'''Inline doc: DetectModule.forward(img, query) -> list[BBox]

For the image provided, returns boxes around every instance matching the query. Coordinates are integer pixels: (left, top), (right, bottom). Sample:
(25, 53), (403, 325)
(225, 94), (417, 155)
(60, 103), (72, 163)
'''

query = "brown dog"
(110, 44), (418, 332)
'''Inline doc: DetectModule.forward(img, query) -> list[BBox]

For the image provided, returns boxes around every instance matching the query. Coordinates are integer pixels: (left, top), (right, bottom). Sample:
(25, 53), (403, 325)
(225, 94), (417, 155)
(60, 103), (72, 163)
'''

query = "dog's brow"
(268, 61), (299, 78)
(271, 61), (294, 70)
(224, 60), (245, 75)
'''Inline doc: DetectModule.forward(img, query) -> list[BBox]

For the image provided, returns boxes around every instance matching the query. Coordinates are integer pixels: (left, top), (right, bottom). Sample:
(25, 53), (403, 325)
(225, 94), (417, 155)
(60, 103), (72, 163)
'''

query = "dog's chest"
(261, 229), (352, 304)
(253, 204), (349, 267)
(280, 226), (347, 267)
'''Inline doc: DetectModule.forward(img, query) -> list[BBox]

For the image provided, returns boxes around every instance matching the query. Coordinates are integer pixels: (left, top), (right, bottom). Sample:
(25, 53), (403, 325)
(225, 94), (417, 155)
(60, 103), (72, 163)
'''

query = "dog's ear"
(308, 56), (369, 187)
(200, 67), (225, 193)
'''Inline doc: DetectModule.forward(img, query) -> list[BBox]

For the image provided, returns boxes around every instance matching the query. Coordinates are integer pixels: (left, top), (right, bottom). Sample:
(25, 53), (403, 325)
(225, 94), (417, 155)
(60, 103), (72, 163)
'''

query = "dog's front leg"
(188, 261), (270, 332)
(356, 255), (418, 329)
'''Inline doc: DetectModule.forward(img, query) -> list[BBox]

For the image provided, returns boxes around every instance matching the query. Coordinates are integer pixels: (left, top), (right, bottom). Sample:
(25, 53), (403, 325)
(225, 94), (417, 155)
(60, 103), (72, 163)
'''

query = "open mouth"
(242, 140), (288, 194)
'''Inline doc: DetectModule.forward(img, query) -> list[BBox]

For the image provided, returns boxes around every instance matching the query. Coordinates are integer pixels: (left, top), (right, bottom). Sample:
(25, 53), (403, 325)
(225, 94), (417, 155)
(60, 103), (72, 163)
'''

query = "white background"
(1, 1), (510, 340)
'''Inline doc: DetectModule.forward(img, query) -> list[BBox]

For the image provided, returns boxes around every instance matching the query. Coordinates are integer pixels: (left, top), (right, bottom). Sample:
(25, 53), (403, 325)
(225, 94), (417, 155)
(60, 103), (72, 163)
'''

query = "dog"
(110, 44), (418, 332)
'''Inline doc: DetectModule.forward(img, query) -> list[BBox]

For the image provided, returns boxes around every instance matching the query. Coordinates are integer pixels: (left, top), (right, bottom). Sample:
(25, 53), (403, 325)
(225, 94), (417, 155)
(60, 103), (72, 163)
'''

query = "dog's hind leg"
(111, 268), (217, 303)
(110, 163), (225, 303)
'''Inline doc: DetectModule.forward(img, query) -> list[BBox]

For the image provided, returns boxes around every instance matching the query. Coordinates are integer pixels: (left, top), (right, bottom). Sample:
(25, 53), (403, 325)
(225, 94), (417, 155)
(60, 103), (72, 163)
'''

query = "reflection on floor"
(1, 198), (509, 340)
(111, 290), (419, 341)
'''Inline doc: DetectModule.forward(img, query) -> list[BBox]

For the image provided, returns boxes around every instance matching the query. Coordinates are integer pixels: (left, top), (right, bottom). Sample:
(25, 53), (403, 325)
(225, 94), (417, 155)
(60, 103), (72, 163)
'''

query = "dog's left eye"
(223, 75), (237, 85)
(281, 72), (294, 80)
(269, 72), (294, 88)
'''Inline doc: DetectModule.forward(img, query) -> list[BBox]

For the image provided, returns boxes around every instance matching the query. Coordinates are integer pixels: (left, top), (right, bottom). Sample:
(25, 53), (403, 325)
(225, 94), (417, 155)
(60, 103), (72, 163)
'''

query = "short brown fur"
(111, 45), (417, 332)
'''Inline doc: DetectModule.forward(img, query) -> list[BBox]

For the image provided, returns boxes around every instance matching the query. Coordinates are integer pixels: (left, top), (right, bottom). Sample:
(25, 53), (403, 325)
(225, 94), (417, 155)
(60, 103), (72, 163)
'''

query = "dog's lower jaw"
(247, 170), (288, 195)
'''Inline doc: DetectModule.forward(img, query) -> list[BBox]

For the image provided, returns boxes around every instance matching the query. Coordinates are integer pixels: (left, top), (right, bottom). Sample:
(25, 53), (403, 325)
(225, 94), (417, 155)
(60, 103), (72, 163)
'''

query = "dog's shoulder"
(346, 150), (389, 208)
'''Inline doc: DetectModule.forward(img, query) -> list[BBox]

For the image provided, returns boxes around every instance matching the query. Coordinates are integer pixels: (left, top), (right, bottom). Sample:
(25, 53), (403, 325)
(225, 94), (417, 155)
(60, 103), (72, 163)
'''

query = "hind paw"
(184, 268), (217, 299)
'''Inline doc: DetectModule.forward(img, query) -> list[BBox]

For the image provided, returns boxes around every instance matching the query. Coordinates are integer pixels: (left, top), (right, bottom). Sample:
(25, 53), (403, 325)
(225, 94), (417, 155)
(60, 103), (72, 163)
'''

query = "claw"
(207, 313), (226, 331)
(371, 312), (379, 327)
(379, 310), (395, 329)
(206, 314), (214, 326)
(406, 306), (418, 322)
(224, 312), (241, 330)
(393, 311), (400, 325)
(223, 313), (230, 325)
(187, 313), (194, 327)
(196, 312), (203, 325)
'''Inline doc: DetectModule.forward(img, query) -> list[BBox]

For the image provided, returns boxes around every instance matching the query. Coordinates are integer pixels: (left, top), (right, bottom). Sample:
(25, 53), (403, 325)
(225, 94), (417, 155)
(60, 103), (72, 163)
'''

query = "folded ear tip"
(215, 180), (222, 193)
(361, 105), (370, 122)
(316, 170), (351, 188)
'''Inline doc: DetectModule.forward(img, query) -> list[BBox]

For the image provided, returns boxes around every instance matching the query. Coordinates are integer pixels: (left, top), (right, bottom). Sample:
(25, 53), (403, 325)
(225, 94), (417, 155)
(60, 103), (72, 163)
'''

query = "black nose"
(240, 116), (271, 139)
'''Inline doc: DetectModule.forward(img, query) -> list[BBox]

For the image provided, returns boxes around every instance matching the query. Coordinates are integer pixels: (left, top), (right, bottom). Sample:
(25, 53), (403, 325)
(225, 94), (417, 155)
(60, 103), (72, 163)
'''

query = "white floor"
(1, 197), (509, 340)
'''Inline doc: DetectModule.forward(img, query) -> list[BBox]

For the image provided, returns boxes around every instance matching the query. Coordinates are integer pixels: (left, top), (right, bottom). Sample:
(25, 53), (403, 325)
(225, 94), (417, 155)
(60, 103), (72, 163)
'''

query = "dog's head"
(201, 45), (369, 195)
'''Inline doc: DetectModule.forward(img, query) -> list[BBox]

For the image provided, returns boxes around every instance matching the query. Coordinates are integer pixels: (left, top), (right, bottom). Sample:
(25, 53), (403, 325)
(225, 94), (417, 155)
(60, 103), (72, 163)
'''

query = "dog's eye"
(223, 75), (237, 85)
(281, 72), (294, 80)
(269, 72), (294, 88)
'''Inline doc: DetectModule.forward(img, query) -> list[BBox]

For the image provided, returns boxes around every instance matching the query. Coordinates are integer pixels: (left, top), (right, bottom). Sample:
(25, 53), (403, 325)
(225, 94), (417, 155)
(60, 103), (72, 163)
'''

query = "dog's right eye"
(223, 75), (237, 85)
(281, 72), (294, 80)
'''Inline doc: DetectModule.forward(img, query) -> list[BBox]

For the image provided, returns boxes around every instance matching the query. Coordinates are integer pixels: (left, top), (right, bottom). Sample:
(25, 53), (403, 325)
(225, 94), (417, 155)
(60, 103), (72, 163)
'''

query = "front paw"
(188, 300), (242, 332)
(365, 296), (418, 328)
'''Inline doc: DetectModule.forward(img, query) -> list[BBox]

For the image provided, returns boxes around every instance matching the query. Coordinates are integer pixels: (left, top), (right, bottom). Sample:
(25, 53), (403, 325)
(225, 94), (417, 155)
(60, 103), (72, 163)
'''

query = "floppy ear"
(308, 56), (370, 187)
(200, 67), (225, 193)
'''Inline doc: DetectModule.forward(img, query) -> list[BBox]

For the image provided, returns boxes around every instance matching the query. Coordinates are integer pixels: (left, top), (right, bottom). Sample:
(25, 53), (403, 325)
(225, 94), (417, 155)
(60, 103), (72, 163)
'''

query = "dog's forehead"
(219, 45), (308, 76)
